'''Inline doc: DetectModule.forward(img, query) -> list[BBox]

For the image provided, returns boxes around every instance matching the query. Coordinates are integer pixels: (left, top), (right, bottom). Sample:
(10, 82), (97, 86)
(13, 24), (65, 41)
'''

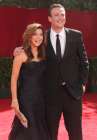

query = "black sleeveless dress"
(9, 60), (50, 140)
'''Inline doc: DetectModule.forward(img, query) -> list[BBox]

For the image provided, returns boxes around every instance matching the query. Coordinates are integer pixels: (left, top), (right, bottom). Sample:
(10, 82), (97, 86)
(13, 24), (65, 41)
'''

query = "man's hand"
(13, 46), (24, 57)
(82, 85), (86, 93)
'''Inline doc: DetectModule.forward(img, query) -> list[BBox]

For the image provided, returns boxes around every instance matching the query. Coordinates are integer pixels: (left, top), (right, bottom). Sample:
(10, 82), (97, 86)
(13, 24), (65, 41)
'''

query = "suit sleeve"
(77, 32), (89, 85)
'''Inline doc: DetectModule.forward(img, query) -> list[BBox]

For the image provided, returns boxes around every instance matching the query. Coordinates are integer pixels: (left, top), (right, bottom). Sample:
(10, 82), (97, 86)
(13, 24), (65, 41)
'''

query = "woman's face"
(30, 28), (44, 48)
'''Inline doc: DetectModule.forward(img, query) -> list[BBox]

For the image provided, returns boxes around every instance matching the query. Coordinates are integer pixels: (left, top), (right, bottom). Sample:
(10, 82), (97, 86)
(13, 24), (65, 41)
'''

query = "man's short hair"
(48, 3), (65, 16)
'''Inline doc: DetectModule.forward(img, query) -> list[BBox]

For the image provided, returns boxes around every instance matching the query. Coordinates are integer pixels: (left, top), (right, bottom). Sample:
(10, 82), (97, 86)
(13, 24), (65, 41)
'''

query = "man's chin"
(56, 25), (64, 29)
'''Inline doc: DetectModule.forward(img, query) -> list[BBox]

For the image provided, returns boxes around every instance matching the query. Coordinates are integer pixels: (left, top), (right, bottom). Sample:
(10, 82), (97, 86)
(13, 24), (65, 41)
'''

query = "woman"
(9, 23), (50, 140)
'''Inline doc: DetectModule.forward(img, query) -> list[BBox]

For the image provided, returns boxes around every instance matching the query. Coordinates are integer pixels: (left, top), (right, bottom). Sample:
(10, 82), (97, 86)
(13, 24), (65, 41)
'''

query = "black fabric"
(46, 28), (89, 99)
(65, 82), (84, 100)
(45, 28), (89, 140)
(46, 86), (82, 140)
(9, 61), (50, 140)
(56, 34), (61, 62)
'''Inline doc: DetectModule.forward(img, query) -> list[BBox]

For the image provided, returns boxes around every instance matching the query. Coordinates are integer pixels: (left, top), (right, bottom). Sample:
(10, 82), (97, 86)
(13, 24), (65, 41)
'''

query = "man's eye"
(61, 14), (65, 16)
(54, 14), (59, 16)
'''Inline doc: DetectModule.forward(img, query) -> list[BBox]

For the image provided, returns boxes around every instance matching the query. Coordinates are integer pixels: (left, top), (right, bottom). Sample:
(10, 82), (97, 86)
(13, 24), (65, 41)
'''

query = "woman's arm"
(11, 54), (23, 110)
(11, 53), (28, 127)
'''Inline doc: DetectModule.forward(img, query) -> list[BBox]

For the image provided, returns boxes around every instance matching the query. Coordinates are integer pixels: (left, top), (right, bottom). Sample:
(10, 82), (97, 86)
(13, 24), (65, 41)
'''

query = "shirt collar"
(50, 27), (65, 38)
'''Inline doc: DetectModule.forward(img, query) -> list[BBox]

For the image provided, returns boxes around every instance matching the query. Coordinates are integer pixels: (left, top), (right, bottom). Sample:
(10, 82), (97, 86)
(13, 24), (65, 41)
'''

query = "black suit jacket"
(46, 28), (89, 100)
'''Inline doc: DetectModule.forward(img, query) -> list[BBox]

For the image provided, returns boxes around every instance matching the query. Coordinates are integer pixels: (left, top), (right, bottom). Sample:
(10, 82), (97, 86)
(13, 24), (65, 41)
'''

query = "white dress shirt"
(50, 28), (66, 57)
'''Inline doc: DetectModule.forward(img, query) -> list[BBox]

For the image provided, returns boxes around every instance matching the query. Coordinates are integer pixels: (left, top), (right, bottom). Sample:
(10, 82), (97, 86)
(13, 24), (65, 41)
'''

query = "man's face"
(48, 7), (66, 29)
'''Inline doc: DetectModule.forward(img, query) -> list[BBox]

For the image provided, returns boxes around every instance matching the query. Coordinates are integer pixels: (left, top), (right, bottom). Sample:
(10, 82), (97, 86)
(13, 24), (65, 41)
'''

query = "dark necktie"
(56, 34), (61, 61)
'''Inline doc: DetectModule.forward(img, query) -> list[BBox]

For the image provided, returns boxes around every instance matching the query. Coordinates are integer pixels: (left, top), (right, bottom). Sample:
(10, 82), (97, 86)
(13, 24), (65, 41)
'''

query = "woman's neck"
(31, 47), (38, 59)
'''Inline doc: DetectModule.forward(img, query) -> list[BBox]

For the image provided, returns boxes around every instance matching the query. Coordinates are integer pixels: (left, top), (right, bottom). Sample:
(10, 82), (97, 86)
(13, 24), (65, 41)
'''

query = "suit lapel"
(47, 29), (56, 58)
(63, 28), (70, 58)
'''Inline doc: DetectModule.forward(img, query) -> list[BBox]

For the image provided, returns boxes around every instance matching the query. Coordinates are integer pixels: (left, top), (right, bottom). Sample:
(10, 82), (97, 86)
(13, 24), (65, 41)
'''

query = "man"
(14, 3), (89, 140)
(45, 3), (89, 140)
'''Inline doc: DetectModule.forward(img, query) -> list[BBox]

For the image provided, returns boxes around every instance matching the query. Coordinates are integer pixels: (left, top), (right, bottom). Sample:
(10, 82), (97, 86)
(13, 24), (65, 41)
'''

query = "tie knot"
(56, 34), (59, 38)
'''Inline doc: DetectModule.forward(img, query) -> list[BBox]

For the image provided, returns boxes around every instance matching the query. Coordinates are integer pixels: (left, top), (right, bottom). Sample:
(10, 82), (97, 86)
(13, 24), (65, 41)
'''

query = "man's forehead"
(51, 7), (65, 13)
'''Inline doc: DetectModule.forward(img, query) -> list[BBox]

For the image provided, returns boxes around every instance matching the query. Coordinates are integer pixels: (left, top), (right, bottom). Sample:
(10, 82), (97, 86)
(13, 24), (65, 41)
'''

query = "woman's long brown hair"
(22, 23), (46, 62)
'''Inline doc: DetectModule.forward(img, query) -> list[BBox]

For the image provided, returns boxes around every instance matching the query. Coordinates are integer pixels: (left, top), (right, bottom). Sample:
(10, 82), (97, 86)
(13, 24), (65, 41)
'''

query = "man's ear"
(48, 16), (51, 23)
